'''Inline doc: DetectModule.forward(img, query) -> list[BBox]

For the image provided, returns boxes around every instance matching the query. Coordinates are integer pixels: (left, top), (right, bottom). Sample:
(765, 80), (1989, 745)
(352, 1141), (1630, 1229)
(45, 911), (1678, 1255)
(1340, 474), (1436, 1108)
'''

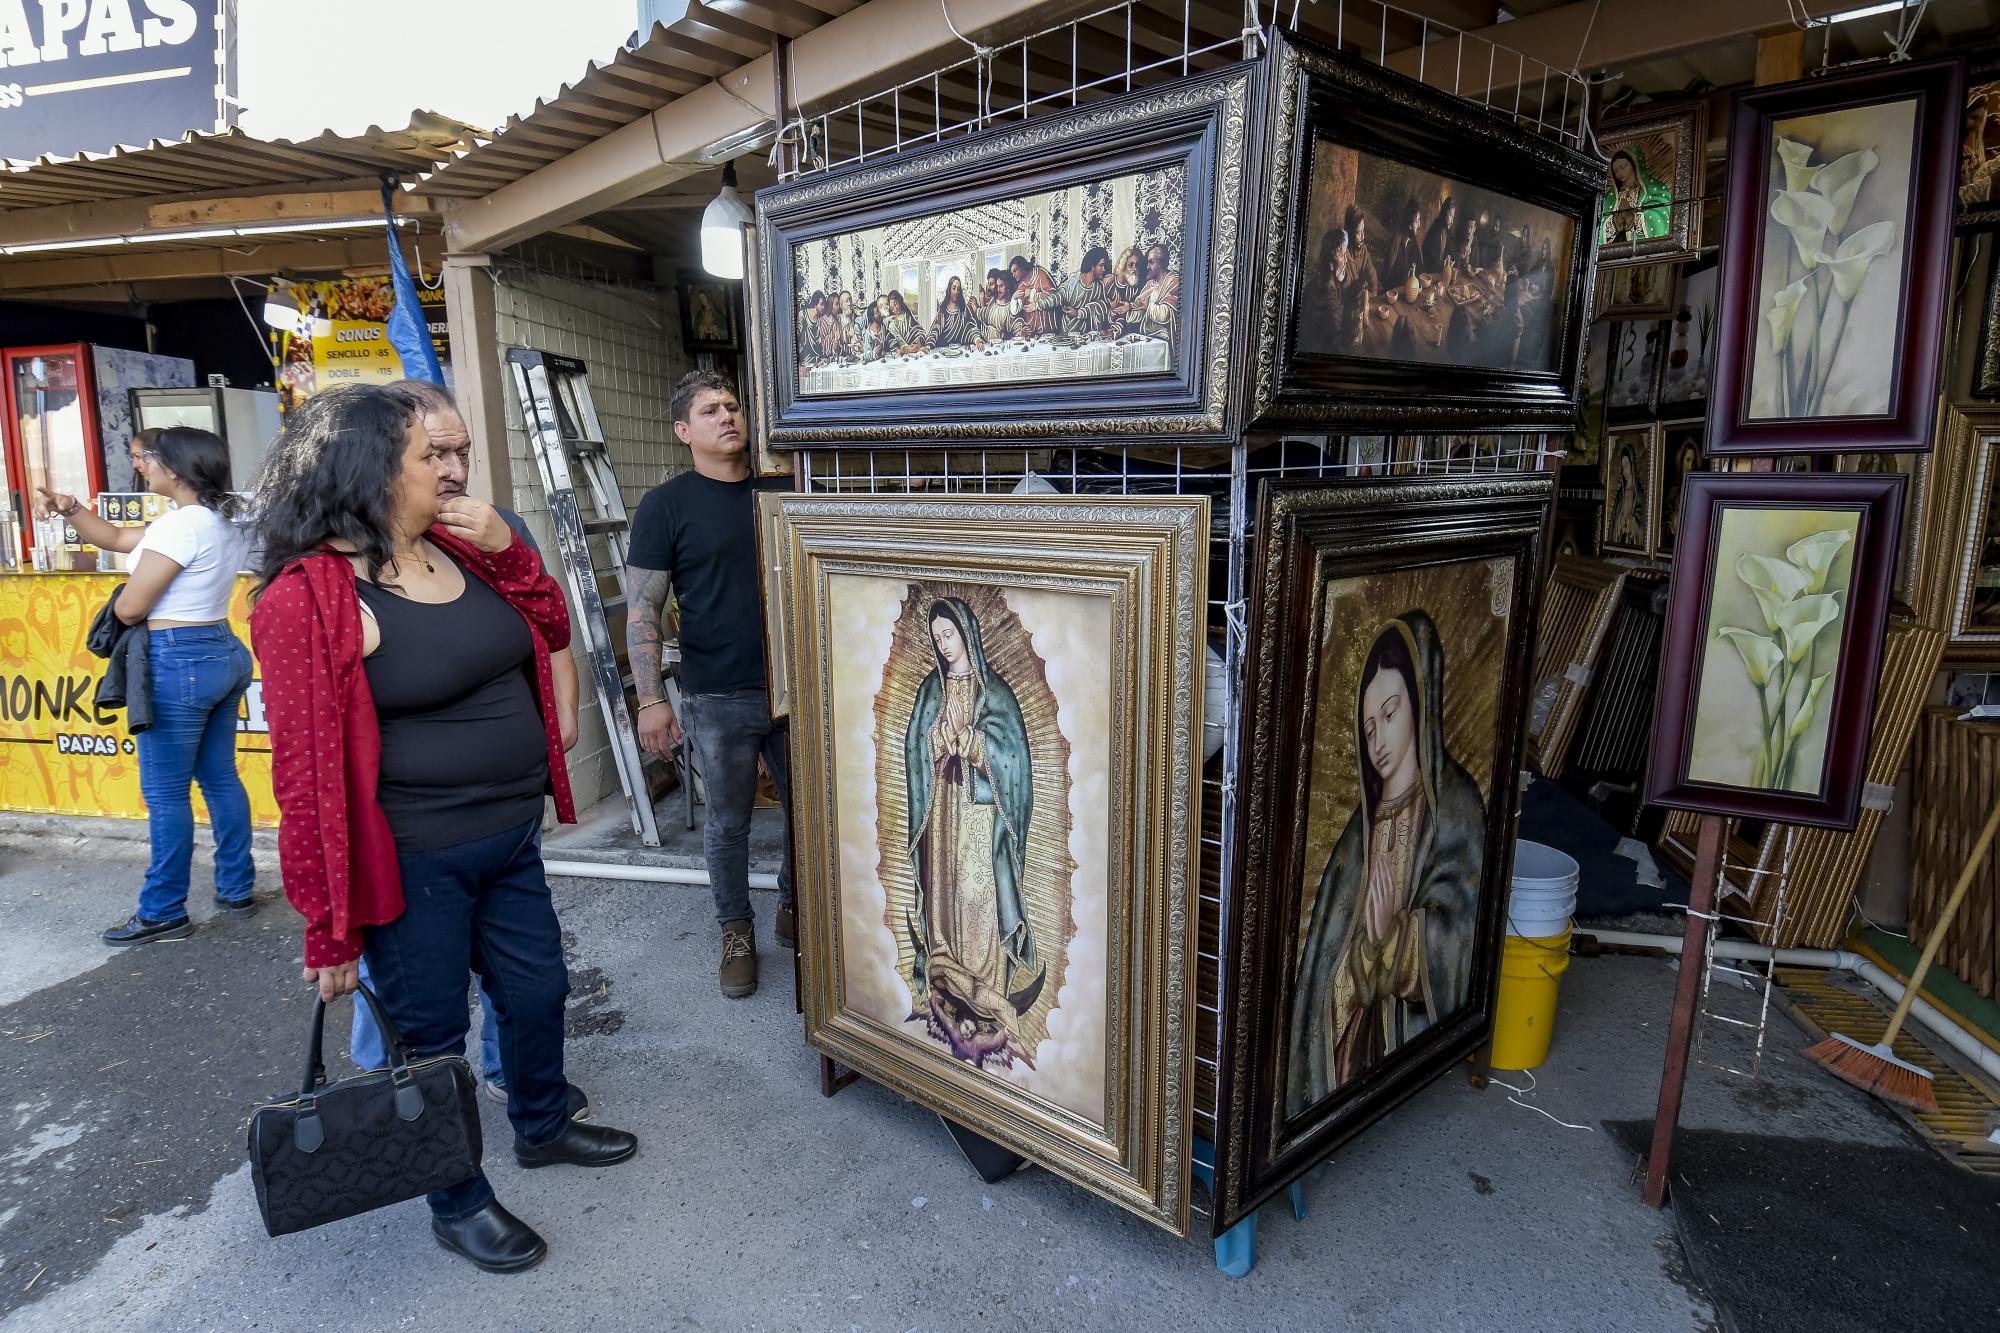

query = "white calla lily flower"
(1776, 139), (1820, 193)
(1785, 528), (1853, 594)
(1765, 278), (1810, 354)
(1770, 190), (1835, 269)
(1809, 148), (1879, 234)
(1813, 220), (1898, 302)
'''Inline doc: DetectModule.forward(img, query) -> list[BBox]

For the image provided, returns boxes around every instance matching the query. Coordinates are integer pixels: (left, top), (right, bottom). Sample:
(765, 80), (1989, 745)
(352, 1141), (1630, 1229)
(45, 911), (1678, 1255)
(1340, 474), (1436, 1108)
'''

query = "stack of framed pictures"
(748, 26), (1606, 1245)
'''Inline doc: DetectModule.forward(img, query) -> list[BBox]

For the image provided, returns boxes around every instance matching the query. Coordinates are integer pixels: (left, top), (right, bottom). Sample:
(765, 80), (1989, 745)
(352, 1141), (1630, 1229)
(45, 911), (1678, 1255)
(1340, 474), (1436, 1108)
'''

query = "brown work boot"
(774, 905), (796, 950)
(719, 919), (757, 998)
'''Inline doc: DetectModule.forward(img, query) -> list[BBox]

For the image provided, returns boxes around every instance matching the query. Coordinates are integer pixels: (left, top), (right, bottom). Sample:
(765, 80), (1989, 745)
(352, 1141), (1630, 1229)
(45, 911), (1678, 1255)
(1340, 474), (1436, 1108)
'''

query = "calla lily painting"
(1688, 508), (1860, 794)
(1748, 102), (1917, 421)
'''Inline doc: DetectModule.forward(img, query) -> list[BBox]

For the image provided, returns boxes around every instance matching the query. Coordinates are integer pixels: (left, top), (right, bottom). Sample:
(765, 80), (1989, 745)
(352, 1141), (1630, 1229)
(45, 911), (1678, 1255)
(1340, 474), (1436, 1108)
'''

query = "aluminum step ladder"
(506, 347), (693, 846)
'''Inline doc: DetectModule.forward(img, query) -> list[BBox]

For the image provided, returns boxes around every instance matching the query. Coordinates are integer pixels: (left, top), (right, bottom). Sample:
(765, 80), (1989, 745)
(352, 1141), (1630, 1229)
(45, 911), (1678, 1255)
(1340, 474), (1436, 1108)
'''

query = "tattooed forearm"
(626, 564), (673, 704)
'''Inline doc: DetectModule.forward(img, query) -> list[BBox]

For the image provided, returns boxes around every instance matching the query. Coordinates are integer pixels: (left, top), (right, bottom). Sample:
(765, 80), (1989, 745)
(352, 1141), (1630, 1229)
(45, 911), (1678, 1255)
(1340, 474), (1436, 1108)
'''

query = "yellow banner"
(275, 275), (449, 409)
(0, 573), (278, 826)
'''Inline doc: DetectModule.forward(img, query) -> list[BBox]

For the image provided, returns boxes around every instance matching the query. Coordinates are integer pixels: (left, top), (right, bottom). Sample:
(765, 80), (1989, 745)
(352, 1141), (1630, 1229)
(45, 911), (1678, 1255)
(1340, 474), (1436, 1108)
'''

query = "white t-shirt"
(130, 504), (250, 622)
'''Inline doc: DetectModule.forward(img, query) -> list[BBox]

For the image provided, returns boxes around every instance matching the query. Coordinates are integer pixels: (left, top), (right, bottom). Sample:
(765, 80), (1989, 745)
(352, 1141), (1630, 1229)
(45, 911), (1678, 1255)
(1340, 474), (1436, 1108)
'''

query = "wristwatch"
(58, 498), (82, 518)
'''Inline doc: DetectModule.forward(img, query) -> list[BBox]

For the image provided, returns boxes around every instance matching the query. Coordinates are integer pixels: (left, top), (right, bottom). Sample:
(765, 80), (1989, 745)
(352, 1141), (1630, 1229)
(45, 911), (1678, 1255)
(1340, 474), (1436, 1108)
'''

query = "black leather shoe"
(102, 914), (192, 947)
(431, 1201), (546, 1274)
(213, 894), (257, 914)
(513, 1121), (638, 1170)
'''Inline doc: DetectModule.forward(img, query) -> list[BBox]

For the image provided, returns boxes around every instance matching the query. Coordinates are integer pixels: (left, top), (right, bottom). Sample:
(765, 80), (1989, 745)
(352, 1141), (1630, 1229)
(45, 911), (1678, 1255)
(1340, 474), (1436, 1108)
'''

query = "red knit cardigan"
(249, 529), (576, 967)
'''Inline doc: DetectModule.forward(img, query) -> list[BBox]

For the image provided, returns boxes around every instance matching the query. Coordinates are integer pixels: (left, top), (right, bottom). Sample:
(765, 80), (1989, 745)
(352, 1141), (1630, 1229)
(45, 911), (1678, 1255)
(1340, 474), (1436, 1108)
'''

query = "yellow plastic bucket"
(1490, 924), (1573, 1071)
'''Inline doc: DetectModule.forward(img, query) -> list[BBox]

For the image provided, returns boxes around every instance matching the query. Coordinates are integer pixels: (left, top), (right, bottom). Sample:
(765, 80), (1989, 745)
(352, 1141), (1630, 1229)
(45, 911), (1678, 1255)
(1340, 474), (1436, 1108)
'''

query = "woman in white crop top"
(39, 426), (257, 945)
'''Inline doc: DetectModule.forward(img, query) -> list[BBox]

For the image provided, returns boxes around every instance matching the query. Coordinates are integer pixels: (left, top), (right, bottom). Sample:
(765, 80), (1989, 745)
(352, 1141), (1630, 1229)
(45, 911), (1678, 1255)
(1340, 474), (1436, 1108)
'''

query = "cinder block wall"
(488, 246), (695, 816)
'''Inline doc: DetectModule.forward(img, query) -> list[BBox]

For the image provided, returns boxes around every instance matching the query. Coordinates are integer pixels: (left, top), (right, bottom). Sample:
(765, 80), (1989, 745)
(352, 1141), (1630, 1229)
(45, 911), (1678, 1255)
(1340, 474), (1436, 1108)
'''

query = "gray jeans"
(679, 688), (794, 924)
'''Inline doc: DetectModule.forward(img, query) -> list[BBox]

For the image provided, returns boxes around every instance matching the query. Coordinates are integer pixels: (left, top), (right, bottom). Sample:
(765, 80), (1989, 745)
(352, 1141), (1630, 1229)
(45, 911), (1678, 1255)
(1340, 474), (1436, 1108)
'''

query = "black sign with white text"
(0, 0), (229, 161)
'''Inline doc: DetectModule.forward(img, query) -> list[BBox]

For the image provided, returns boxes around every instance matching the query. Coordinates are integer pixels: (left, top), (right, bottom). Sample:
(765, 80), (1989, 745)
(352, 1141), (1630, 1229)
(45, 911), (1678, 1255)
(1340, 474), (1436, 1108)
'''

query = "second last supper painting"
(1708, 59), (1960, 455)
(1212, 475), (1550, 1233)
(1245, 31), (1600, 432)
(771, 494), (1206, 1235)
(753, 62), (1250, 449)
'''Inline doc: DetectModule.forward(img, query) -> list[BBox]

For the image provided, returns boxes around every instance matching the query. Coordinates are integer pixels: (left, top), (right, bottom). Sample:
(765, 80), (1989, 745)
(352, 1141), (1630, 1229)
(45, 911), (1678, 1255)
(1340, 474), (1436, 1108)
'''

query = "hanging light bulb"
(700, 161), (754, 280)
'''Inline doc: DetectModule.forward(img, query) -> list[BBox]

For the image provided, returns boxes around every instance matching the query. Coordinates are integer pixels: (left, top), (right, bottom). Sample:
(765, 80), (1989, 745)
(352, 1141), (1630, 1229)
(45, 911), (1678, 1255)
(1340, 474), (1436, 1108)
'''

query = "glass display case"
(3, 344), (106, 569)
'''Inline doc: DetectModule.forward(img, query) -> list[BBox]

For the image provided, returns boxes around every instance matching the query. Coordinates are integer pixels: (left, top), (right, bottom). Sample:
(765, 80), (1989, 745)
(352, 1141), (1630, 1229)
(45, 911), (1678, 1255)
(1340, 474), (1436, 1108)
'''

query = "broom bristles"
(1805, 1032), (1939, 1113)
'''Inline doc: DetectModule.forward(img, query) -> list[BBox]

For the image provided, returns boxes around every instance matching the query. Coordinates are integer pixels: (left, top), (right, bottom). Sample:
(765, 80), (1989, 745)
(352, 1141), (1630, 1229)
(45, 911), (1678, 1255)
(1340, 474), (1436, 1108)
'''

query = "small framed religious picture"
(1597, 101), (1708, 266)
(678, 269), (741, 352)
(1645, 472), (1906, 831)
(1708, 60), (1962, 455)
(1600, 424), (1661, 559)
(1593, 260), (1680, 320)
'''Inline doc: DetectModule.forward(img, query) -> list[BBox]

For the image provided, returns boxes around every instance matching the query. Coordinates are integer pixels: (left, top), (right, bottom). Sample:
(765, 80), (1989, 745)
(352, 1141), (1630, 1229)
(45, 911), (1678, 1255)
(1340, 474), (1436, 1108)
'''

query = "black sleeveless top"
(357, 555), (548, 852)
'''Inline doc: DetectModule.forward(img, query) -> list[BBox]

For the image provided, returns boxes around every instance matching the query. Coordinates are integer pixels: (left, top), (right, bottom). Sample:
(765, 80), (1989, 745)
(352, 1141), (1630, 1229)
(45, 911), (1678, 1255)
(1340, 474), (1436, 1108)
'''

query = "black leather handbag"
(247, 983), (482, 1237)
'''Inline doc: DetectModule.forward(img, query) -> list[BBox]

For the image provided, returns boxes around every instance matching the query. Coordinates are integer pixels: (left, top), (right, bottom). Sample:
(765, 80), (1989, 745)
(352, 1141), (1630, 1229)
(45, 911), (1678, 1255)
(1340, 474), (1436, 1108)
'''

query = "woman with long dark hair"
(39, 427), (255, 945)
(249, 384), (637, 1273)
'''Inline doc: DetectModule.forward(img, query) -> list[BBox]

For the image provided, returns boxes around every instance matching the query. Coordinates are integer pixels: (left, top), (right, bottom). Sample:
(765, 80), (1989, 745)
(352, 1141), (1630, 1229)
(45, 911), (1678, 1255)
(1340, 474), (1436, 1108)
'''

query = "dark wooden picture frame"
(1604, 318), (1666, 423)
(1656, 253), (1720, 417)
(1243, 30), (1602, 432)
(678, 269), (741, 352)
(751, 61), (1254, 449)
(1708, 59), (1962, 455)
(1645, 473), (1906, 830)
(1211, 474), (1552, 1234)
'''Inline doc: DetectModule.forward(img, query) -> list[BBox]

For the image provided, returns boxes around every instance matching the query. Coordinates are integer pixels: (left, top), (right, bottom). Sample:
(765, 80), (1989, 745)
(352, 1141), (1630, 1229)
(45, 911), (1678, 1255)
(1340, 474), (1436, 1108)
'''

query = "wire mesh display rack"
(776, 0), (1585, 1233)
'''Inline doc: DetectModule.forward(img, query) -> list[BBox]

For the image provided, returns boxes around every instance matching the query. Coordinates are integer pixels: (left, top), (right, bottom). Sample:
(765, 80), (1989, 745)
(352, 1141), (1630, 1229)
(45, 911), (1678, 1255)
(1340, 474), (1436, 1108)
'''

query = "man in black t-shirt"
(626, 371), (793, 998)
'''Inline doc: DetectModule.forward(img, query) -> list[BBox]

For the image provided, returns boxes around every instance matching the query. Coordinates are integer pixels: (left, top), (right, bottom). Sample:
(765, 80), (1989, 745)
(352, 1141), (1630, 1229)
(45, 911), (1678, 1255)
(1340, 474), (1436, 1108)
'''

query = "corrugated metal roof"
(414, 1), (860, 200)
(0, 112), (484, 212)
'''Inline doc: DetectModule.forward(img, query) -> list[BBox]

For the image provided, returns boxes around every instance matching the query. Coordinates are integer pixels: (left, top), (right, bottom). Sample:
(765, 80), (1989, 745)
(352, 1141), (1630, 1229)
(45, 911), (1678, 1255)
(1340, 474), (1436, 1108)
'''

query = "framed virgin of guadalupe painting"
(1211, 474), (1552, 1233)
(1597, 101), (1707, 266)
(1243, 30), (1602, 432)
(1708, 59), (1962, 455)
(772, 493), (1207, 1235)
(1645, 473), (1905, 829)
(752, 61), (1253, 449)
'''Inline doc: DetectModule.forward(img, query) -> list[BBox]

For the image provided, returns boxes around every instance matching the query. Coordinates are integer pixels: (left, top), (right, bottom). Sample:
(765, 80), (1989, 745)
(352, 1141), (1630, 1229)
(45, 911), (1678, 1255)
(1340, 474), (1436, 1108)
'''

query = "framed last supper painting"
(772, 493), (1207, 1235)
(1212, 474), (1551, 1234)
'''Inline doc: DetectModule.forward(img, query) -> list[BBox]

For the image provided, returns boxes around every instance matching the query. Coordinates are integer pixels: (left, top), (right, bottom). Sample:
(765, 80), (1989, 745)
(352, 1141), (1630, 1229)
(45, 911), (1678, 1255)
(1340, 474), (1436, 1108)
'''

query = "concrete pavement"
(0, 822), (1924, 1332)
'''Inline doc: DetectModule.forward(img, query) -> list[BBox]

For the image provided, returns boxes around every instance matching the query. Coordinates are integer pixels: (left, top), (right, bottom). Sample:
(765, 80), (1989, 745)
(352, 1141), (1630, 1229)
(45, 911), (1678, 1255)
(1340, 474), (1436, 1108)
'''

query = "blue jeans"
(350, 956), (502, 1083)
(361, 818), (570, 1220)
(680, 689), (793, 925)
(136, 626), (254, 921)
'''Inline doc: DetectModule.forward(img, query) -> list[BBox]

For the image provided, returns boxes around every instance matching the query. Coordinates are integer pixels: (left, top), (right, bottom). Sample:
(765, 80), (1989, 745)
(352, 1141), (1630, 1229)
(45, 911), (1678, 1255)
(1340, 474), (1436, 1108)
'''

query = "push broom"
(1804, 790), (2000, 1114)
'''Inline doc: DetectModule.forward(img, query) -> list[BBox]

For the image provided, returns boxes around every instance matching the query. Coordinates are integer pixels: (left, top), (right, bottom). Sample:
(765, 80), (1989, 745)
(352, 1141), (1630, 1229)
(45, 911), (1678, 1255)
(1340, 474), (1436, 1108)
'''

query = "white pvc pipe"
(1580, 928), (2000, 1086)
(543, 859), (782, 890)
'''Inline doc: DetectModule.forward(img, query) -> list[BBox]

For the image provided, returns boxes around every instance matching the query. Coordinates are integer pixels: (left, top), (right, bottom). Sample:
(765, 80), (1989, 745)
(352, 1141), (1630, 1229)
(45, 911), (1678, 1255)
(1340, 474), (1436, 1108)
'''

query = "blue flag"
(381, 181), (443, 384)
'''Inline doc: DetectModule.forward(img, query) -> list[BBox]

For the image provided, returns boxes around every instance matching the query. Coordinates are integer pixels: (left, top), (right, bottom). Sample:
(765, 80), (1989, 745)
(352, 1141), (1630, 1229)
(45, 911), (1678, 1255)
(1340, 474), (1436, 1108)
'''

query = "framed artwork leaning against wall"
(1708, 59), (1962, 455)
(1212, 473), (1553, 1233)
(752, 61), (1254, 449)
(1243, 29), (1602, 432)
(1645, 473), (1906, 830)
(771, 493), (1207, 1235)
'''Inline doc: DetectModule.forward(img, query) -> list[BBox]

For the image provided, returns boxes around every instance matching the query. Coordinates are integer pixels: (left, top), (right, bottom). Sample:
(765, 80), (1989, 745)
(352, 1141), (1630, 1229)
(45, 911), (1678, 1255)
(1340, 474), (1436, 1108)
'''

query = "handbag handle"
(292, 983), (426, 1151)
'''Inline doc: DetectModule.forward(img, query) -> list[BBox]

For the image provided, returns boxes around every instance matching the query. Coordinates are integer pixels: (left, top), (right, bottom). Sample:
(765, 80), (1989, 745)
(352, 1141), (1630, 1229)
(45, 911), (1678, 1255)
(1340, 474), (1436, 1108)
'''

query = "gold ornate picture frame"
(1531, 556), (1627, 778)
(1941, 405), (2000, 660)
(773, 493), (1207, 1234)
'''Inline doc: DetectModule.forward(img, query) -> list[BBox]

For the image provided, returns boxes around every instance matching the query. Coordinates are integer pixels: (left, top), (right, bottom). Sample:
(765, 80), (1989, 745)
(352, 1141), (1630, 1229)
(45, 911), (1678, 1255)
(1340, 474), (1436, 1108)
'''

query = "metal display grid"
(774, 0), (1583, 1234)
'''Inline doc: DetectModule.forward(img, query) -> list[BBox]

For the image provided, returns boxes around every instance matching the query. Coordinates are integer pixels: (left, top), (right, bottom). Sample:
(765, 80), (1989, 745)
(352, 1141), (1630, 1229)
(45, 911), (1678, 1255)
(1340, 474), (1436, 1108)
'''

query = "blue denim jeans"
(350, 956), (502, 1083)
(360, 818), (570, 1220)
(135, 626), (255, 921)
(680, 689), (793, 925)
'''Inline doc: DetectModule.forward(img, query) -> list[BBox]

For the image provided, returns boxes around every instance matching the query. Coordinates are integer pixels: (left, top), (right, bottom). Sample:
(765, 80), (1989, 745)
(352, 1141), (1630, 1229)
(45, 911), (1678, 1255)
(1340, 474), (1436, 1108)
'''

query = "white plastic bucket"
(1508, 840), (1580, 938)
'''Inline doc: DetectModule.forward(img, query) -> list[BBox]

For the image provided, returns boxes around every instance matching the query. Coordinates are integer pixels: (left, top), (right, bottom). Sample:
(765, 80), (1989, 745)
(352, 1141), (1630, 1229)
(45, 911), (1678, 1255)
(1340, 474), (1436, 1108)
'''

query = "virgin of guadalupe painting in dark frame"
(1286, 611), (1487, 1110)
(1211, 474), (1550, 1235)
(1245, 31), (1601, 433)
